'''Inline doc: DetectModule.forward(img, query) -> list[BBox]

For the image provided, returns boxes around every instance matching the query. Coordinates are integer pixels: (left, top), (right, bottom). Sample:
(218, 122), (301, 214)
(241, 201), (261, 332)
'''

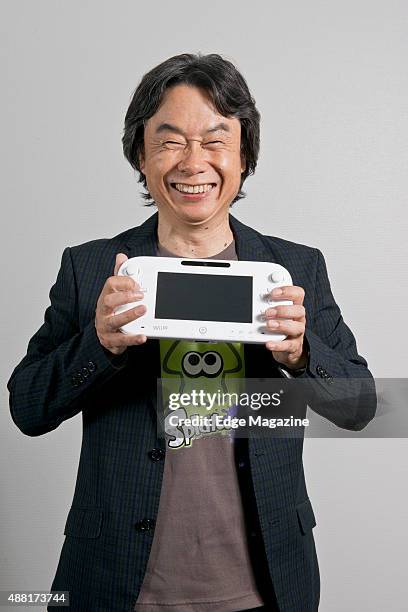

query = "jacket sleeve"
(301, 248), (377, 430)
(7, 247), (129, 437)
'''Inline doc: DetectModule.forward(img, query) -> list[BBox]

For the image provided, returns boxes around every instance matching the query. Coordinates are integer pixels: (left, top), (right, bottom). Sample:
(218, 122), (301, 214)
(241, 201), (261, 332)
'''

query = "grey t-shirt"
(134, 241), (264, 612)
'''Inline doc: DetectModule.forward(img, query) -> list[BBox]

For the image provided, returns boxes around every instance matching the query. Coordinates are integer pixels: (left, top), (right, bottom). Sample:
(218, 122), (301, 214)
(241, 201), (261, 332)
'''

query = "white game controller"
(115, 256), (293, 343)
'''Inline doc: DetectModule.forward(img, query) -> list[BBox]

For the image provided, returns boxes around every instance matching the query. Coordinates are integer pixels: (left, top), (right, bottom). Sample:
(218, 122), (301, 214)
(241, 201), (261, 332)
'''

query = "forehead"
(146, 84), (241, 136)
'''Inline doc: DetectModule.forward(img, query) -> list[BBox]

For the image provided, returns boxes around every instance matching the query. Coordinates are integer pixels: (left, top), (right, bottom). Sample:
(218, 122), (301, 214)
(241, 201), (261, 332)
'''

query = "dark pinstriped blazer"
(7, 212), (376, 612)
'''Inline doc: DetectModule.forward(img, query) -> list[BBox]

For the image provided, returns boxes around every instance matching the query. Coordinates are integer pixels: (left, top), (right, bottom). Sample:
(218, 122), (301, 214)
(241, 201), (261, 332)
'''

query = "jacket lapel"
(122, 211), (159, 258)
(121, 211), (276, 263)
(229, 215), (274, 263)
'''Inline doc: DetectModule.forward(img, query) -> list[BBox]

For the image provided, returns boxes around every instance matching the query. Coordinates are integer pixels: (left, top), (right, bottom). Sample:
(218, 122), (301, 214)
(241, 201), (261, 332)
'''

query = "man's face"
(139, 84), (245, 225)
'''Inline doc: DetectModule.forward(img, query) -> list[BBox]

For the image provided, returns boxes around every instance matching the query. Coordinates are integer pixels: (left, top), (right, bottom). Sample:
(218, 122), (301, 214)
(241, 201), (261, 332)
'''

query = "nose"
(176, 141), (207, 175)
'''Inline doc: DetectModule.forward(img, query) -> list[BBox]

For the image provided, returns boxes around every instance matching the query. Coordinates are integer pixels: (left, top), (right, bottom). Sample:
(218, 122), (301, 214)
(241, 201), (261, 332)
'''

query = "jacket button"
(71, 375), (80, 388)
(81, 366), (90, 378)
(135, 518), (155, 532)
(148, 448), (165, 462)
(88, 361), (96, 373)
(317, 365), (328, 377)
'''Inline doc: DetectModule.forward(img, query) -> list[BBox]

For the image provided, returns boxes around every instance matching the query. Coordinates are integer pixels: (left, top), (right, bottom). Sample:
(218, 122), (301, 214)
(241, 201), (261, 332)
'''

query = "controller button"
(270, 271), (284, 283)
(199, 326), (207, 334)
(125, 262), (140, 276)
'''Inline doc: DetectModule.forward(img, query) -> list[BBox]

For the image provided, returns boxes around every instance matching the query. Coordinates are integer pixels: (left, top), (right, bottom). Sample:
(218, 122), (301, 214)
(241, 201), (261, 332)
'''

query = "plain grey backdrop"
(1, 1), (407, 610)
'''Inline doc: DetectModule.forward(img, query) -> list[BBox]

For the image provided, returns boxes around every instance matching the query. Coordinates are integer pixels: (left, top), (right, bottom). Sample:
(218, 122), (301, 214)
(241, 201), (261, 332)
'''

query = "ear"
(240, 152), (246, 174)
(139, 150), (145, 173)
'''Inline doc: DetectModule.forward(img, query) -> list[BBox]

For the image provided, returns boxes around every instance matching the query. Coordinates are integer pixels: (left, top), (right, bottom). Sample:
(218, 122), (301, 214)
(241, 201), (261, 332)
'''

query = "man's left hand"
(264, 285), (308, 370)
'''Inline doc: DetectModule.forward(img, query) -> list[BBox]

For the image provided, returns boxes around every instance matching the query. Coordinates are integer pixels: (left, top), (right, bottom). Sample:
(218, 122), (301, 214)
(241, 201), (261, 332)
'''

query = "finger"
(102, 289), (145, 313)
(270, 285), (305, 305)
(264, 304), (305, 320)
(265, 319), (304, 336)
(114, 253), (128, 276)
(265, 338), (302, 353)
(102, 332), (148, 349)
(104, 304), (146, 332)
(102, 275), (138, 296)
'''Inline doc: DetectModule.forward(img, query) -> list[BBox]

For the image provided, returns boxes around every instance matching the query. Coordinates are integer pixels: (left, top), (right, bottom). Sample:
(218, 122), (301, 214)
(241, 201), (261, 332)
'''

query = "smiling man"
(139, 85), (245, 247)
(8, 53), (375, 612)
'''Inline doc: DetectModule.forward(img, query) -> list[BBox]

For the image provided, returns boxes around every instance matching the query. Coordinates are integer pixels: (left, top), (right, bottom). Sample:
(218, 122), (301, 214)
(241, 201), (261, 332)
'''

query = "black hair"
(122, 52), (260, 206)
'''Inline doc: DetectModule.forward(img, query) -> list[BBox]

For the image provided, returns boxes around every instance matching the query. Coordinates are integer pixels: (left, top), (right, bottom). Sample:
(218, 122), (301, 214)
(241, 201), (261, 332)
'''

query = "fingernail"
(272, 288), (282, 296)
(266, 342), (277, 350)
(268, 309), (277, 317)
(268, 320), (279, 328)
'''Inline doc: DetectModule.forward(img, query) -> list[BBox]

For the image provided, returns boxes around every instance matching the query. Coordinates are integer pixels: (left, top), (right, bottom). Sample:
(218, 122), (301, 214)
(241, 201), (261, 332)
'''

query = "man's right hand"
(95, 253), (147, 355)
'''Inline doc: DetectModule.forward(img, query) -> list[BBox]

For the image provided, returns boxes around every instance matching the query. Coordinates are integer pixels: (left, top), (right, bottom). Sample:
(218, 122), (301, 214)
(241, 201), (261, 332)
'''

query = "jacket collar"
(123, 211), (273, 262)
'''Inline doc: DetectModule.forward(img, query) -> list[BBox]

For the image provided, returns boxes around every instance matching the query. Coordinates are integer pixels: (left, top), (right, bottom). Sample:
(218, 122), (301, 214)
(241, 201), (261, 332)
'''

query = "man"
(8, 53), (376, 612)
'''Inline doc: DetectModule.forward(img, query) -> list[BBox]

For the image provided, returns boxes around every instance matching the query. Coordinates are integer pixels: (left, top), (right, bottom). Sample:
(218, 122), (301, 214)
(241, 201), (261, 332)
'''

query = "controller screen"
(155, 272), (253, 323)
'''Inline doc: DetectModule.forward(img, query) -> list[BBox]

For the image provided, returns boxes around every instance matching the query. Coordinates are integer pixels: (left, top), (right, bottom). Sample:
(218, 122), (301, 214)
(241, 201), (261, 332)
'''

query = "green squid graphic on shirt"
(160, 339), (245, 449)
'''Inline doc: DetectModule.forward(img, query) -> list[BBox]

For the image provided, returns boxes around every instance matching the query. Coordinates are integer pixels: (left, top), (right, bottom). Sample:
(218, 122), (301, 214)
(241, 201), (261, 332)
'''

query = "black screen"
(155, 272), (253, 323)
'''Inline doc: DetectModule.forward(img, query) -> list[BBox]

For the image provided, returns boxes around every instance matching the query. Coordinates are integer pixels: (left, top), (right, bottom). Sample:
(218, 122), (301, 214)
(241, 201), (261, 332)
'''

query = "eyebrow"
(154, 122), (231, 136)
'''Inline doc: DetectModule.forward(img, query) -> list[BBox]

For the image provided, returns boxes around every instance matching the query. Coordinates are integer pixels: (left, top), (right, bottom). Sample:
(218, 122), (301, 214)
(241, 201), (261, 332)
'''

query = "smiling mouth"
(170, 182), (217, 194)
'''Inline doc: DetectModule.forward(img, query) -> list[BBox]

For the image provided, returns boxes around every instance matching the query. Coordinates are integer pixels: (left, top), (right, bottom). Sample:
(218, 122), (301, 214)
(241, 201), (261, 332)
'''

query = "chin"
(175, 204), (223, 224)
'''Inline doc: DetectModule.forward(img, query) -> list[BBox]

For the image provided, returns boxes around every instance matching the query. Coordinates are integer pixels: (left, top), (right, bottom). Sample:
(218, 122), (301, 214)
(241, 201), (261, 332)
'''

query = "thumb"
(114, 253), (128, 276)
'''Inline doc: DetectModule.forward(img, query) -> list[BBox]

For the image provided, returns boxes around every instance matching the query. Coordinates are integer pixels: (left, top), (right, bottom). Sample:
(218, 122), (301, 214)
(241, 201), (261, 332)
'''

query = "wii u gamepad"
(115, 256), (293, 343)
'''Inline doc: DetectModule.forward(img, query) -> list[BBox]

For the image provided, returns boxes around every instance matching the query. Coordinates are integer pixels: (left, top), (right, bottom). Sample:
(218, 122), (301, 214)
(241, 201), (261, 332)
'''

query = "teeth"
(174, 183), (214, 193)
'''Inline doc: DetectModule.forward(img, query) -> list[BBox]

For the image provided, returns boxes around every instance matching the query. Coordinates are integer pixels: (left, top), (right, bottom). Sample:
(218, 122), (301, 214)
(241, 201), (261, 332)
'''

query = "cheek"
(145, 157), (171, 186)
(216, 153), (244, 182)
